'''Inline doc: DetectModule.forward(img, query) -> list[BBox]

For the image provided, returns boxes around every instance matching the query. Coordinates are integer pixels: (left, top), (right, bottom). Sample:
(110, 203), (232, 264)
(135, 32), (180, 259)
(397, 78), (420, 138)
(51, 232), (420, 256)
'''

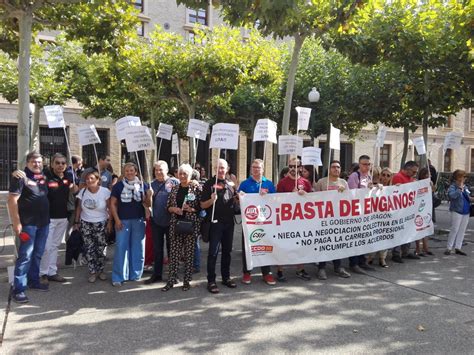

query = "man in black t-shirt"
(200, 159), (238, 294)
(41, 153), (77, 283)
(8, 152), (50, 303)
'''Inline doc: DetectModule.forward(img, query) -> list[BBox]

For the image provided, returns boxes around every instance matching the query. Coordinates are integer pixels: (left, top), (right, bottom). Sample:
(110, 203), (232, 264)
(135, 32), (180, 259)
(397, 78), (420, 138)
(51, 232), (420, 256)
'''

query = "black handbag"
(176, 219), (193, 235)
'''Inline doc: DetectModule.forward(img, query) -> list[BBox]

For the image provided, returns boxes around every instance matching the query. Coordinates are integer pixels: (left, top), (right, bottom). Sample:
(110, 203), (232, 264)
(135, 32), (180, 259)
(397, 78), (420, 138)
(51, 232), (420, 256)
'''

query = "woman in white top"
(74, 170), (112, 283)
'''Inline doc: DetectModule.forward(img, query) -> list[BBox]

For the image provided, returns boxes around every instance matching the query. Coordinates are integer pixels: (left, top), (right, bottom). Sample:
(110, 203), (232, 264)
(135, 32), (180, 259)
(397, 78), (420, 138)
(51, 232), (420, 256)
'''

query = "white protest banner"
(253, 118), (277, 144)
(302, 147), (322, 166)
(124, 126), (155, 152)
(329, 124), (341, 150)
(375, 126), (387, 148)
(156, 123), (173, 140)
(77, 124), (101, 146)
(278, 135), (303, 156)
(115, 116), (141, 141)
(296, 106), (312, 131)
(443, 132), (462, 151)
(241, 179), (433, 269)
(187, 119), (209, 140)
(209, 123), (239, 150)
(413, 136), (426, 155)
(44, 105), (65, 128)
(171, 133), (179, 155)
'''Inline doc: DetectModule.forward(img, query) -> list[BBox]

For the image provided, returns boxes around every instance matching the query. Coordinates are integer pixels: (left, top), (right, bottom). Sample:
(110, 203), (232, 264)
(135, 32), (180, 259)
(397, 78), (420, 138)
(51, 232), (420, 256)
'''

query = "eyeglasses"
(381, 173), (391, 177)
(288, 165), (300, 169)
(331, 165), (341, 169)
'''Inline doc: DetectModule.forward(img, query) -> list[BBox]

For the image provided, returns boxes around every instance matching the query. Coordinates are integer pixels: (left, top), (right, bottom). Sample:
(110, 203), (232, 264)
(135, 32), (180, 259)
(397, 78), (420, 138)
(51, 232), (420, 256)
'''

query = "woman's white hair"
(178, 163), (193, 177)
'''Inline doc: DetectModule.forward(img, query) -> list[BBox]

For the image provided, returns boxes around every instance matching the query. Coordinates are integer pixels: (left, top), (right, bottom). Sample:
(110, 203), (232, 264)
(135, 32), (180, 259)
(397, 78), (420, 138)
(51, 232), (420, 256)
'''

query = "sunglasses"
(381, 173), (391, 177)
(288, 165), (300, 169)
(55, 161), (67, 165)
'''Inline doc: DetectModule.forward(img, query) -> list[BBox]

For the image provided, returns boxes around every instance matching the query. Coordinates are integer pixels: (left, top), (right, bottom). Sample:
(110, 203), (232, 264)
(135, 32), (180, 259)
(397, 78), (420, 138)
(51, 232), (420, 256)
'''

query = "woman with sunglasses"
(445, 169), (473, 256)
(74, 170), (112, 283)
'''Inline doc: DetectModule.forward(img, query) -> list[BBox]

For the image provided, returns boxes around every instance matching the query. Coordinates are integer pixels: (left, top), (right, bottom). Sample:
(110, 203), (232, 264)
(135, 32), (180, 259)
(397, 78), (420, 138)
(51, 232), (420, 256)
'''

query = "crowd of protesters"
(7, 150), (472, 303)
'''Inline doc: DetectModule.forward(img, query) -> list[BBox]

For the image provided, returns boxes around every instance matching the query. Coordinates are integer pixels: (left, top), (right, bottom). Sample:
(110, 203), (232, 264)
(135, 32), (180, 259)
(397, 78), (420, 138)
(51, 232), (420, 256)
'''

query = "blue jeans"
(207, 222), (234, 283)
(14, 224), (49, 293)
(112, 218), (146, 283)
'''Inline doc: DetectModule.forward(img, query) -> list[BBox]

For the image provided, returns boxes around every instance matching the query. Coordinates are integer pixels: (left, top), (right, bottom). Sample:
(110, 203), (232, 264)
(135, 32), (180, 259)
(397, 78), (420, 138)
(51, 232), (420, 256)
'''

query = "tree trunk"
(323, 122), (331, 177)
(401, 126), (409, 169)
(30, 104), (40, 152)
(188, 105), (196, 166)
(17, 9), (33, 167)
(421, 70), (429, 169)
(278, 33), (306, 172)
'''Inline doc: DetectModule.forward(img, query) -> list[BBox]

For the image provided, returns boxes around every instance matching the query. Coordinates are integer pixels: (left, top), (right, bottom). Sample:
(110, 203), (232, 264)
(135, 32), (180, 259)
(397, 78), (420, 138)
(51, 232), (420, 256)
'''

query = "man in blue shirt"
(145, 161), (179, 284)
(238, 159), (276, 286)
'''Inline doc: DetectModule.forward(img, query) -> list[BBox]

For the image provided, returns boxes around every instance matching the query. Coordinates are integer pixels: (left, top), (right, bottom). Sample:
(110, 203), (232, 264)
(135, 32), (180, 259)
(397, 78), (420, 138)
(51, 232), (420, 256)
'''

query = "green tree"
(143, 25), (284, 164)
(178, 0), (366, 169)
(0, 0), (139, 166)
(332, 0), (474, 168)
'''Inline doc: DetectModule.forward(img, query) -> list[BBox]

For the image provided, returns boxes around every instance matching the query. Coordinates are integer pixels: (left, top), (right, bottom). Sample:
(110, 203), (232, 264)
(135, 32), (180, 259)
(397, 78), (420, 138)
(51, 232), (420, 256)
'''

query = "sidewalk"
(0, 203), (473, 354)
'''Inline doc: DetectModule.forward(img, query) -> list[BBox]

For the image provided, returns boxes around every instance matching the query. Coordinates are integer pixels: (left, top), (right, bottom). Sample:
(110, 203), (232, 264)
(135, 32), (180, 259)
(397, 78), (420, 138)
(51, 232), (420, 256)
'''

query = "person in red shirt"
(391, 161), (420, 263)
(276, 158), (313, 282)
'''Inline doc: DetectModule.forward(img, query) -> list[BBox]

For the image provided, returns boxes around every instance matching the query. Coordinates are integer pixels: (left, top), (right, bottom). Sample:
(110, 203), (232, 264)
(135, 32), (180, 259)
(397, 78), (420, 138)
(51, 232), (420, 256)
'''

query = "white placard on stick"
(156, 123), (173, 140)
(172, 133), (179, 155)
(443, 132), (462, 151)
(44, 105), (65, 129)
(296, 107), (312, 131)
(187, 119), (209, 140)
(115, 116), (141, 141)
(302, 147), (323, 166)
(77, 125), (101, 146)
(253, 118), (277, 144)
(278, 135), (303, 156)
(375, 126), (387, 148)
(124, 126), (155, 152)
(329, 124), (341, 150)
(209, 123), (239, 150)
(413, 136), (426, 155)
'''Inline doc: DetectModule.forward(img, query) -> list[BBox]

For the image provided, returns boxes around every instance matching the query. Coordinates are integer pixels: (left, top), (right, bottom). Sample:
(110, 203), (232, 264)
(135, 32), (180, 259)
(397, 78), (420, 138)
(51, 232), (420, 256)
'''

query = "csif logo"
(249, 229), (265, 243)
(418, 200), (426, 212)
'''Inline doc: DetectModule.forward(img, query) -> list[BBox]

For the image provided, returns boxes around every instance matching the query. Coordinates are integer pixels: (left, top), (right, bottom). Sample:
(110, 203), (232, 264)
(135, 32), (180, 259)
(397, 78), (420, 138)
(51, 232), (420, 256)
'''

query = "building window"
(444, 115), (454, 129)
(444, 149), (452, 172)
(39, 126), (68, 167)
(188, 8), (207, 25)
(137, 21), (145, 36)
(340, 142), (353, 173)
(131, 0), (144, 13)
(379, 144), (391, 168)
(470, 108), (474, 131)
(471, 148), (474, 173)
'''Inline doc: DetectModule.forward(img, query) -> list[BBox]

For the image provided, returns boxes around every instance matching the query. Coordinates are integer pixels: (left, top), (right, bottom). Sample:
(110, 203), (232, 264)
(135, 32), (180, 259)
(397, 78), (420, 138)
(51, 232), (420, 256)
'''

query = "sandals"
(207, 282), (220, 294)
(182, 282), (190, 291)
(161, 282), (174, 292)
(222, 278), (237, 288)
